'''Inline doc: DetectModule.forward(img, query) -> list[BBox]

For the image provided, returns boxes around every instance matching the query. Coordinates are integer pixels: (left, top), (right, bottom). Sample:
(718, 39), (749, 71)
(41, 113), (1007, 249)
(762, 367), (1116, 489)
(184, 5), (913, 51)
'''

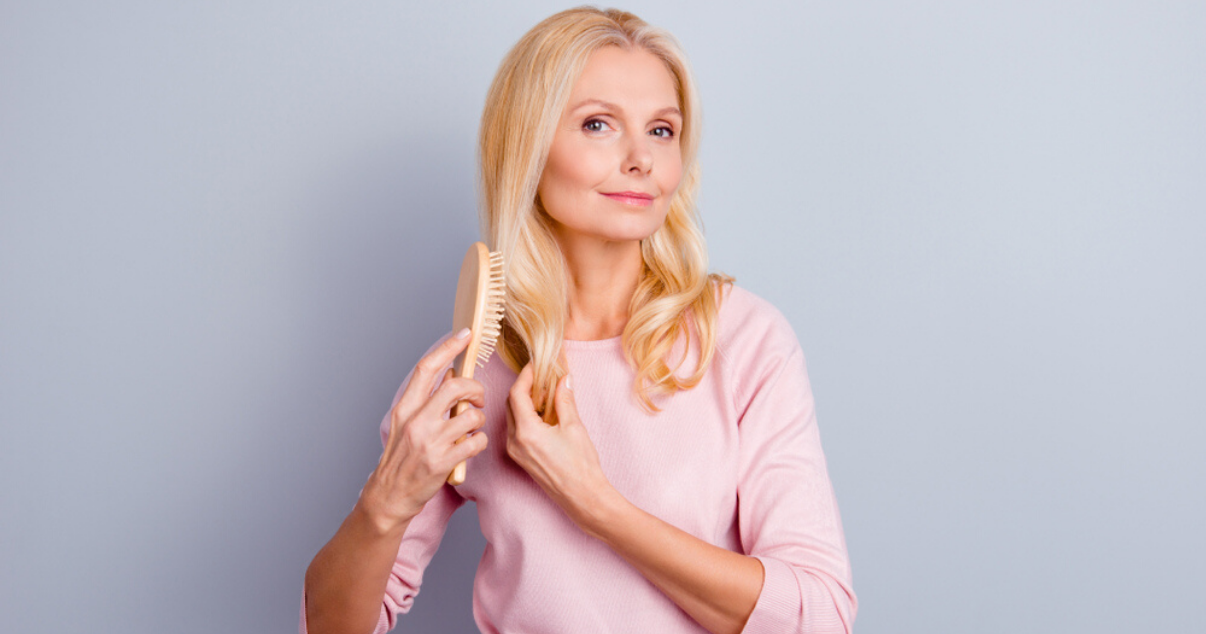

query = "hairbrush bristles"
(447, 243), (506, 486)
(475, 251), (506, 367)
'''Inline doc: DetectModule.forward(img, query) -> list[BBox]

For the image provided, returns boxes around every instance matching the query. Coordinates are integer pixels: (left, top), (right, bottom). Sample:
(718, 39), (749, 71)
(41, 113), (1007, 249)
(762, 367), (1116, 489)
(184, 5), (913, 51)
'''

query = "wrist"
(577, 483), (627, 542)
(353, 497), (415, 538)
(354, 483), (419, 537)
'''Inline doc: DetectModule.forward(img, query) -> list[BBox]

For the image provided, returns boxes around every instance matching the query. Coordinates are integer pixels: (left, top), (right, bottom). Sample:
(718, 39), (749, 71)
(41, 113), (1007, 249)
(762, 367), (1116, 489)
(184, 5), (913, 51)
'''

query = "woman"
(303, 7), (856, 634)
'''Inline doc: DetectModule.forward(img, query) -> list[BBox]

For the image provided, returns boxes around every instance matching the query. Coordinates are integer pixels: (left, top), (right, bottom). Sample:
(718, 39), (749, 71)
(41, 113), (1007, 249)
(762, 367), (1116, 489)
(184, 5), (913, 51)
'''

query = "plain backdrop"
(2, 1), (1203, 632)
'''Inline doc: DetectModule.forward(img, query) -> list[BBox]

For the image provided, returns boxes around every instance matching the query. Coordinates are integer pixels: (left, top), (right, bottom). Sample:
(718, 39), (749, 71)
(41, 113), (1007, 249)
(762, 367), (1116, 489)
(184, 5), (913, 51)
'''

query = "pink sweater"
(301, 284), (856, 633)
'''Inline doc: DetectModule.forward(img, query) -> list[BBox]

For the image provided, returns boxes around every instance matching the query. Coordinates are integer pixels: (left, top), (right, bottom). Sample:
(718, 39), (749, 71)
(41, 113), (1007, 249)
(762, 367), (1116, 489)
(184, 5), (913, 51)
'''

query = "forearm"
(304, 502), (411, 634)
(584, 491), (764, 634)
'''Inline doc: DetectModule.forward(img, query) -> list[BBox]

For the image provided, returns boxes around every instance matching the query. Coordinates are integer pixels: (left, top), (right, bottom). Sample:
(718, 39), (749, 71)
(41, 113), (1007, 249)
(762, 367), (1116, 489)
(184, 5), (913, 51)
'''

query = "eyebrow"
(569, 98), (683, 120)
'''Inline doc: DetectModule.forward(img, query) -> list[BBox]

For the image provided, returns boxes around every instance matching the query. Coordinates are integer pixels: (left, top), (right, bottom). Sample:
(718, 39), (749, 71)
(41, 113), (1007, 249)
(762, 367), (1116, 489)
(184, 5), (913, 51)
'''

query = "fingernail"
(565, 374), (572, 391)
(456, 327), (471, 339)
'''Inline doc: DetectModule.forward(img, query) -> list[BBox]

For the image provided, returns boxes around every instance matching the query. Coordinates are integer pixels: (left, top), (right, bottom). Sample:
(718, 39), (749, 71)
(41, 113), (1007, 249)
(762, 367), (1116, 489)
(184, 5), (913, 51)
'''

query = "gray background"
(1, 1), (1202, 633)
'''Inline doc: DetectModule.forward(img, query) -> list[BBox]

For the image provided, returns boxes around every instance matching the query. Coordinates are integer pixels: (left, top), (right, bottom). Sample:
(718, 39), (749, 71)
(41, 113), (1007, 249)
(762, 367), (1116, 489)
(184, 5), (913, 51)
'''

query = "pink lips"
(601, 191), (655, 207)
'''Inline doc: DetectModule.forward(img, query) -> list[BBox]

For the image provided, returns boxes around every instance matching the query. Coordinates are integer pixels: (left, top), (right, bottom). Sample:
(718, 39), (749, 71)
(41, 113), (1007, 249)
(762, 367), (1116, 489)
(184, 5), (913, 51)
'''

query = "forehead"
(568, 45), (679, 113)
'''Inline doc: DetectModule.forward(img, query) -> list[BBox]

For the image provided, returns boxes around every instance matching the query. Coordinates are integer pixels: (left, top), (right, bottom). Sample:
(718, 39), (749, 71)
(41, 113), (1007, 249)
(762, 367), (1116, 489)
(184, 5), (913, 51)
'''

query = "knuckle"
(403, 424), (424, 448)
(428, 383), (449, 403)
(451, 380), (483, 403)
(389, 419), (406, 442)
(420, 456), (438, 476)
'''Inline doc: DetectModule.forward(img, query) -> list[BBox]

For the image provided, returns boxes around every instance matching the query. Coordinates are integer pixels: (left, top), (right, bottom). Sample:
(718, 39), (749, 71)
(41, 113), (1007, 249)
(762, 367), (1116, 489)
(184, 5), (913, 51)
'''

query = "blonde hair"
(479, 6), (732, 418)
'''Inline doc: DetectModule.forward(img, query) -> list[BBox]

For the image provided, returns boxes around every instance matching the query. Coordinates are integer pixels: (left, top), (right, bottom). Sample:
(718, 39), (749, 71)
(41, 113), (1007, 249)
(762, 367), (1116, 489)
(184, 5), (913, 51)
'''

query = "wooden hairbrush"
(447, 241), (505, 485)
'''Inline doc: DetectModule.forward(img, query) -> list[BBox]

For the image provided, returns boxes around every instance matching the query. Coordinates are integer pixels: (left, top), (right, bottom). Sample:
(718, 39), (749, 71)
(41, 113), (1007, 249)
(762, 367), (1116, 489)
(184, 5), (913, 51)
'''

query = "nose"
(622, 133), (653, 175)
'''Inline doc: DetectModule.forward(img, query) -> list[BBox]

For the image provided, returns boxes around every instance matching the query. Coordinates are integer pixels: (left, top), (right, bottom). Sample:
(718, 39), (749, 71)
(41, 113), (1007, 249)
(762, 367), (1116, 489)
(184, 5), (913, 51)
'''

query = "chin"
(602, 219), (666, 243)
(548, 202), (669, 244)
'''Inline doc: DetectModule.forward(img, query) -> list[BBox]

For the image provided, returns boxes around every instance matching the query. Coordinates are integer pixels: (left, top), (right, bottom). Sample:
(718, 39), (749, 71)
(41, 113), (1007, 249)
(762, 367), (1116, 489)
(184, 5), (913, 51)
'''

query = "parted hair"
(478, 6), (732, 418)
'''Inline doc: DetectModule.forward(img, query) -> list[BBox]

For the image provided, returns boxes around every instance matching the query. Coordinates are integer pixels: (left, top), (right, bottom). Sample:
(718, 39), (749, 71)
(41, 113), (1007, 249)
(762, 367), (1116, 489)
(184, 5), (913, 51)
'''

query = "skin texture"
(304, 331), (490, 634)
(508, 46), (766, 634)
(537, 45), (683, 342)
(304, 46), (763, 634)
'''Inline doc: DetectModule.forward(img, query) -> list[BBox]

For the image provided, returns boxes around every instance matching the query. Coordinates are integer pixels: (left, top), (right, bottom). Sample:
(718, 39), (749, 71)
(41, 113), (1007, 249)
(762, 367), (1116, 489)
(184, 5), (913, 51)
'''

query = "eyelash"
(583, 118), (676, 139)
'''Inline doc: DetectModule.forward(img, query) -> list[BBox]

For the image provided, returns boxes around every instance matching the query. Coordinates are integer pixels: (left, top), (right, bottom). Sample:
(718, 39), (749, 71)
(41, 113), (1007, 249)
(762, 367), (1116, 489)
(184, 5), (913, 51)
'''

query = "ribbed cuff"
(741, 556), (801, 633)
(299, 590), (308, 634)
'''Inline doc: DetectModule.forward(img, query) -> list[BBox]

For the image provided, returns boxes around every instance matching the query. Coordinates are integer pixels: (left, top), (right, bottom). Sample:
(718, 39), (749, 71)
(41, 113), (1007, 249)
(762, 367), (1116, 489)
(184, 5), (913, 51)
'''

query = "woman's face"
(537, 45), (683, 247)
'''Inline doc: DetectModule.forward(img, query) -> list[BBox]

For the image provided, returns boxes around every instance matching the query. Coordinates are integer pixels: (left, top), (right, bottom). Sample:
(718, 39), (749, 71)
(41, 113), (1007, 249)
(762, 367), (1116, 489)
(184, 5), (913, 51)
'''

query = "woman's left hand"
(506, 363), (616, 532)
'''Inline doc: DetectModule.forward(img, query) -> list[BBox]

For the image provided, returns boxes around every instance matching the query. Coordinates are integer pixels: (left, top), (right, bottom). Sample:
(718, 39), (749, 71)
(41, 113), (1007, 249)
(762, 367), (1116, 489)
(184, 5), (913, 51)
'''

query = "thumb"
(554, 374), (577, 425)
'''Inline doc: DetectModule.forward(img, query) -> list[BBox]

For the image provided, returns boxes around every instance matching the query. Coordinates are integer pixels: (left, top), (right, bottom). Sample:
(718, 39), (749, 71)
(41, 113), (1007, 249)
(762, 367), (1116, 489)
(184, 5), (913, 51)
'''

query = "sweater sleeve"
(735, 337), (857, 634)
(300, 334), (466, 634)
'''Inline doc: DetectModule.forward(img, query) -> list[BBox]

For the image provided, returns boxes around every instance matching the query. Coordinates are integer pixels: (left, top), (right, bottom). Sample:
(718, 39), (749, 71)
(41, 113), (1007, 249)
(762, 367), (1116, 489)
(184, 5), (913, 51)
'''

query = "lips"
(601, 191), (655, 207)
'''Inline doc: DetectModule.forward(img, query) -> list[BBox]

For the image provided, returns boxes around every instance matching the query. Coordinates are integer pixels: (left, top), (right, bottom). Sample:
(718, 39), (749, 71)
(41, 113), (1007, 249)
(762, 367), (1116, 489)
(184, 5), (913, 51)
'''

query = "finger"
(397, 329), (472, 413)
(553, 374), (576, 425)
(441, 406), (486, 445)
(438, 368), (455, 398)
(447, 430), (488, 466)
(508, 365), (545, 431)
(505, 399), (516, 438)
(422, 377), (486, 420)
(508, 363), (536, 411)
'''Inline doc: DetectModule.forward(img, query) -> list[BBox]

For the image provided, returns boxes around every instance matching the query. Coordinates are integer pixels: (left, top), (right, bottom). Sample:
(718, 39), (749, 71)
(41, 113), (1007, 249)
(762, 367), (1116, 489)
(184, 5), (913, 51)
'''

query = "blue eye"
(584, 119), (611, 132)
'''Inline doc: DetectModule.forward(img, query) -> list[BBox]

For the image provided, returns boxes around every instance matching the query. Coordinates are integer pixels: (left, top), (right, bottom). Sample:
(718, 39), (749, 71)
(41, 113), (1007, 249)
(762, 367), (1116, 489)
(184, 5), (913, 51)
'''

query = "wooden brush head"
(451, 241), (505, 380)
(447, 241), (505, 486)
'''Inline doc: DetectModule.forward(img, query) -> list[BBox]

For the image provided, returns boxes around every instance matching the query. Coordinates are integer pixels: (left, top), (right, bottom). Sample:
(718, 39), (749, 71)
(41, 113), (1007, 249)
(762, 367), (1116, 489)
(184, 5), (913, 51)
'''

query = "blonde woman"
(303, 7), (856, 634)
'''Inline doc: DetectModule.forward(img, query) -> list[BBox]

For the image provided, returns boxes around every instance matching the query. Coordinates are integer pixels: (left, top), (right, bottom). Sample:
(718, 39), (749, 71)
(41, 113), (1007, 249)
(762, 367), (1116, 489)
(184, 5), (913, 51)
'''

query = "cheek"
(543, 139), (611, 200)
(657, 149), (684, 197)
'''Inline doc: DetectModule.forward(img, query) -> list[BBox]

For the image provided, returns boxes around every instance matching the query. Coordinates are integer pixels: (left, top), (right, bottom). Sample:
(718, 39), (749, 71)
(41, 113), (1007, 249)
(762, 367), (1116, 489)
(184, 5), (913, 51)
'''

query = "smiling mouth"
(601, 191), (654, 207)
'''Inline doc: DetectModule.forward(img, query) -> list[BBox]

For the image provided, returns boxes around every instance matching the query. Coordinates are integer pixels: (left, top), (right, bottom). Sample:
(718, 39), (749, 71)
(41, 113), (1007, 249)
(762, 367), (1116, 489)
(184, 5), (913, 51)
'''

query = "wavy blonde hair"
(479, 6), (732, 419)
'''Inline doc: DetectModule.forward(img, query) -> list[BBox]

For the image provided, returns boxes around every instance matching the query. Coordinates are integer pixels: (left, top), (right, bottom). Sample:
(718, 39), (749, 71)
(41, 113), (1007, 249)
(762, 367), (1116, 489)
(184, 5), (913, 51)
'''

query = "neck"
(555, 233), (644, 341)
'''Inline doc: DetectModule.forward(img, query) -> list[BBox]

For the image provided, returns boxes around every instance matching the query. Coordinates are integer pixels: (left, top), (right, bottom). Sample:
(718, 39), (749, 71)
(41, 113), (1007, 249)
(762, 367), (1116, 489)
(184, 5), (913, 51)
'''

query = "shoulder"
(711, 282), (806, 402)
(715, 282), (802, 358)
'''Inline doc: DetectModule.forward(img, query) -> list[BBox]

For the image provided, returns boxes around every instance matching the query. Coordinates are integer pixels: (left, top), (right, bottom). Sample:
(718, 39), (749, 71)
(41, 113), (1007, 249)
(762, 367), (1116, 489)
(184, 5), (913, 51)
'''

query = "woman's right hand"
(356, 328), (489, 533)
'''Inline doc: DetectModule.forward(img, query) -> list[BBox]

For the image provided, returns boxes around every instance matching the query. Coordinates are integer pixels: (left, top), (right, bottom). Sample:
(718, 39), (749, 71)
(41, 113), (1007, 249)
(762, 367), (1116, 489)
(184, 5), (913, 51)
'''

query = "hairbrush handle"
(447, 401), (472, 485)
(446, 242), (505, 487)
